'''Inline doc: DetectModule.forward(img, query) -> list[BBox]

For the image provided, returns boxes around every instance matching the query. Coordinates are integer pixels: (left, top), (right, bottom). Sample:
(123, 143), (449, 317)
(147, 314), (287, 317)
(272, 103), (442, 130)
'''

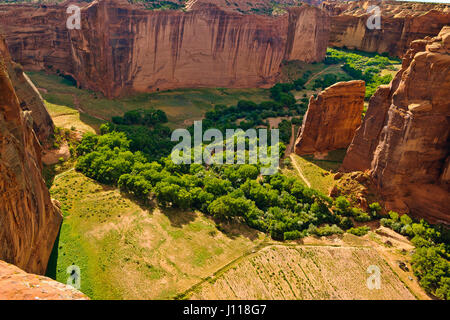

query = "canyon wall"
(323, 0), (450, 57)
(294, 80), (365, 155)
(0, 38), (54, 144)
(0, 40), (62, 275)
(0, 0), (329, 98)
(341, 27), (450, 224)
(0, 260), (88, 300)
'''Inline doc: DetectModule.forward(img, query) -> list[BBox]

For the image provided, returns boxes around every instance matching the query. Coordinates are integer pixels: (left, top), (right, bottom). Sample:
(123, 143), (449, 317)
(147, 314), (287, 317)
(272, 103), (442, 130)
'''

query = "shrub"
(309, 224), (343, 237)
(351, 207), (372, 222)
(369, 202), (382, 218)
(284, 230), (302, 241)
(347, 226), (370, 236)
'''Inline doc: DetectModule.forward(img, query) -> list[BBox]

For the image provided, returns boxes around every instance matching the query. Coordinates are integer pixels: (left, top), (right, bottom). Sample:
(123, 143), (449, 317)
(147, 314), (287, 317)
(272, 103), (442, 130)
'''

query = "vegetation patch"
(47, 170), (264, 299)
(380, 212), (450, 300)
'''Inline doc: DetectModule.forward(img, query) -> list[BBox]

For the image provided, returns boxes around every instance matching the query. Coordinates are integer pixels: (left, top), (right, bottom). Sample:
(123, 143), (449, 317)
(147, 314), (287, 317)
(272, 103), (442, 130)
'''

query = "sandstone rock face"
(0, 38), (54, 144)
(322, 0), (450, 57)
(342, 27), (450, 224)
(294, 80), (365, 155)
(0, 46), (62, 275)
(186, 0), (327, 13)
(0, 260), (88, 300)
(0, 0), (329, 98)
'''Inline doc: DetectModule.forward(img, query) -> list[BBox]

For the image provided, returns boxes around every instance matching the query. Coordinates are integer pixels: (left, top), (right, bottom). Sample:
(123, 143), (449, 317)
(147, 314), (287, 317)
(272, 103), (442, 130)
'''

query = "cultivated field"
(187, 244), (416, 300)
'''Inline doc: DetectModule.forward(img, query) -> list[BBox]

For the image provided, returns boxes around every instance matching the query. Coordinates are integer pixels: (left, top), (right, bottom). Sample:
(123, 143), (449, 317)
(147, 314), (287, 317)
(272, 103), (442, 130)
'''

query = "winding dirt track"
(289, 153), (311, 187)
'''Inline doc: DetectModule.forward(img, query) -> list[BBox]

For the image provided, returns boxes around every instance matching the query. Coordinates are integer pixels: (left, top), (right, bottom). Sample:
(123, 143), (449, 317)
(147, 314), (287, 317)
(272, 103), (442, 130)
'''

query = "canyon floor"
(36, 51), (424, 300)
(46, 167), (428, 299)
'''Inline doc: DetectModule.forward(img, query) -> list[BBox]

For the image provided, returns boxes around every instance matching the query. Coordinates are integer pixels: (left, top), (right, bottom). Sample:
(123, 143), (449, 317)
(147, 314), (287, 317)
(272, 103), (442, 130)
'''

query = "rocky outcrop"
(341, 27), (450, 224)
(294, 80), (365, 155)
(0, 0), (329, 98)
(0, 45), (62, 275)
(322, 0), (450, 57)
(0, 260), (88, 300)
(0, 38), (54, 144)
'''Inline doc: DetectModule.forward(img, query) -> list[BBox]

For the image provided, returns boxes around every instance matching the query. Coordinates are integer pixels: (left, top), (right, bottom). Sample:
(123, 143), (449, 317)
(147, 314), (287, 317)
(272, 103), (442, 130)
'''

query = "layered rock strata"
(0, 0), (330, 98)
(0, 38), (54, 143)
(341, 27), (450, 224)
(294, 80), (365, 155)
(322, 0), (450, 57)
(0, 42), (62, 275)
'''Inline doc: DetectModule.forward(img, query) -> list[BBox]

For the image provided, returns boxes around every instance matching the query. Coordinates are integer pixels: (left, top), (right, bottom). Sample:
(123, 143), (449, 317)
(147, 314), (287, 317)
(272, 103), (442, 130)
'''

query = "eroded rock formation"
(294, 80), (365, 155)
(0, 43), (62, 275)
(0, 0), (330, 98)
(323, 0), (450, 57)
(0, 38), (54, 143)
(0, 260), (88, 300)
(341, 27), (450, 224)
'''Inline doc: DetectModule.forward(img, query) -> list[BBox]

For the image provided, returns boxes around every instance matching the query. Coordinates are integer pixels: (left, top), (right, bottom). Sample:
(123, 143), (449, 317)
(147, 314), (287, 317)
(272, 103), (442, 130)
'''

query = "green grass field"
(28, 71), (270, 129)
(286, 150), (346, 195)
(46, 169), (265, 299)
(45, 101), (104, 134)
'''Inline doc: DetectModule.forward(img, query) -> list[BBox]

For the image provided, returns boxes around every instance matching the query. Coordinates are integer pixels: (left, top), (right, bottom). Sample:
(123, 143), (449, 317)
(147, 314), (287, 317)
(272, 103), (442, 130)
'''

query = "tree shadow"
(301, 148), (347, 172)
(115, 190), (154, 214)
(79, 112), (105, 134)
(212, 217), (262, 241)
(45, 223), (62, 279)
(160, 207), (198, 228)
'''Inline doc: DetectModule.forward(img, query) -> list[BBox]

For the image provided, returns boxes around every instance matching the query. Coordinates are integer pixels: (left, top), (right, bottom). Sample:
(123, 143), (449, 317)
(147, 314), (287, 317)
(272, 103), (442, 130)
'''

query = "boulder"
(0, 260), (88, 300)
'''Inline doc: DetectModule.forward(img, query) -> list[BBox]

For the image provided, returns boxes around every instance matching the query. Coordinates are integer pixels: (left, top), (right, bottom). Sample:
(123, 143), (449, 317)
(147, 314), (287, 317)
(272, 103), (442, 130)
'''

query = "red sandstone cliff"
(0, 41), (62, 275)
(0, 260), (88, 300)
(341, 27), (450, 224)
(0, 0), (329, 98)
(0, 38), (54, 144)
(294, 80), (365, 155)
(323, 0), (450, 57)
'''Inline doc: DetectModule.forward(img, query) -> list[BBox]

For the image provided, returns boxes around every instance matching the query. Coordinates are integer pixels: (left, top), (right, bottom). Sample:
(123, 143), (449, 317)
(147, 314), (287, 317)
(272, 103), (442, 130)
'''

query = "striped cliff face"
(322, 0), (450, 57)
(0, 0), (329, 98)
(342, 27), (450, 224)
(0, 38), (62, 275)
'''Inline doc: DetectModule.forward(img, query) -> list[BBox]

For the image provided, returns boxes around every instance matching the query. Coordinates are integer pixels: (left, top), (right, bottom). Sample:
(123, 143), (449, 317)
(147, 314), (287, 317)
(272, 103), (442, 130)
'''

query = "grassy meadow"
(283, 150), (346, 195)
(47, 170), (266, 299)
(28, 71), (271, 129)
(36, 48), (428, 300)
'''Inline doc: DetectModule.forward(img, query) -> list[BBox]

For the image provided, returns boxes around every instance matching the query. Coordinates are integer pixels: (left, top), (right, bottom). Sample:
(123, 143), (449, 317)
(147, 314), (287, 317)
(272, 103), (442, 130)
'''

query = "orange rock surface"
(342, 27), (450, 224)
(322, 0), (450, 57)
(0, 260), (88, 300)
(0, 38), (54, 143)
(294, 80), (365, 155)
(0, 39), (62, 275)
(0, 0), (330, 98)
